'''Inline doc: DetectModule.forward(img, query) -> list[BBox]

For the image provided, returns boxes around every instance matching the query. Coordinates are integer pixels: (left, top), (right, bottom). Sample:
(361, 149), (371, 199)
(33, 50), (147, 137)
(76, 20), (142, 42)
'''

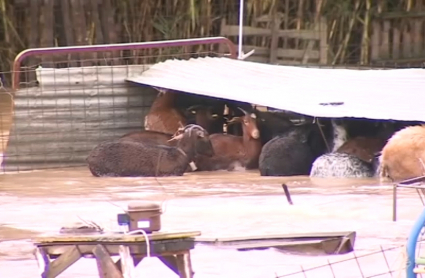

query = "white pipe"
(237, 0), (244, 59)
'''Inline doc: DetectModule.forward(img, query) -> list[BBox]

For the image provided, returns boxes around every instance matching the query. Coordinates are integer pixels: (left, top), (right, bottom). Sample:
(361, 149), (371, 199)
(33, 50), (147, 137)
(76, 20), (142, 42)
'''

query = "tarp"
(126, 56), (425, 122)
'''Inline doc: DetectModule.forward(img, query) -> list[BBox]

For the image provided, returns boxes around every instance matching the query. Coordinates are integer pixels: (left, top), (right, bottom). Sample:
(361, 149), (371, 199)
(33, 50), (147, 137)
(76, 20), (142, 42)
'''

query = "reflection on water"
(0, 168), (421, 277)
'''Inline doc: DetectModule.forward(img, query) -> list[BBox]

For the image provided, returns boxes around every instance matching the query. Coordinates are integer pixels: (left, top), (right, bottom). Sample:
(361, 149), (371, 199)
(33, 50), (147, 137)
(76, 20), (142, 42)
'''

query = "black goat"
(185, 105), (225, 134)
(86, 125), (214, 177)
(259, 123), (331, 176)
(253, 110), (295, 145)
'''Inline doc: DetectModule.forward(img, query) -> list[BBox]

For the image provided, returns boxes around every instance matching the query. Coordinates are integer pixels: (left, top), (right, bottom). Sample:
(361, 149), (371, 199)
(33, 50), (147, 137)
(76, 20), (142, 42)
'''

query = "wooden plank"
(242, 46), (320, 60)
(223, 25), (320, 40)
(374, 11), (425, 19)
(92, 244), (124, 278)
(244, 56), (270, 64)
(46, 246), (82, 278)
(41, 240), (196, 257)
(371, 22), (380, 61)
(34, 231), (201, 244)
(276, 60), (302, 65)
(278, 49), (320, 60)
(196, 231), (356, 243)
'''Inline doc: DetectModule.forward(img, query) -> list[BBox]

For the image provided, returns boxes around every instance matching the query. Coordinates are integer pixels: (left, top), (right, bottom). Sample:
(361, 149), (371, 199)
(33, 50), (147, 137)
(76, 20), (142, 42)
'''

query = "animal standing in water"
(86, 124), (214, 177)
(379, 125), (425, 182)
(194, 108), (262, 171)
(310, 152), (375, 178)
(259, 123), (330, 176)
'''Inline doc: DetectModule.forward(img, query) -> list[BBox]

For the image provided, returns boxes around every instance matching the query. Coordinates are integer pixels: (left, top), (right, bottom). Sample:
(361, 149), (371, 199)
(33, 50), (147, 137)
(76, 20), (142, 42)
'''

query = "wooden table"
(32, 230), (201, 278)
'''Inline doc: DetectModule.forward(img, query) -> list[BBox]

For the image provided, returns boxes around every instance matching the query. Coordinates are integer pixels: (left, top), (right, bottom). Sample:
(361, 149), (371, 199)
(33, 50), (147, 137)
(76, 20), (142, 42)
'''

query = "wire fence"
(0, 38), (233, 173)
(276, 245), (406, 278)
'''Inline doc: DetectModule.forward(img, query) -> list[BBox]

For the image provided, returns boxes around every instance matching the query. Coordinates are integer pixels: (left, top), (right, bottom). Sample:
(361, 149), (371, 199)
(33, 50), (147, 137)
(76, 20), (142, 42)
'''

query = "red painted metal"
(12, 37), (237, 91)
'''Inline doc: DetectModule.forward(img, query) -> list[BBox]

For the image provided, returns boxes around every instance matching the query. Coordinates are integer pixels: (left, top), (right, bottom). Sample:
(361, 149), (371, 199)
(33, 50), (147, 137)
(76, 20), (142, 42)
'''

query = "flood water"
(0, 91), (422, 278)
(0, 167), (423, 278)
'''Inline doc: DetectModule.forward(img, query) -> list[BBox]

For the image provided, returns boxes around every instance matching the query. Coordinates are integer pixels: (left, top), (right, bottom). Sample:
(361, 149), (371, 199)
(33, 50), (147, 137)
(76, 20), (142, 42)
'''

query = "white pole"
(237, 0), (244, 59)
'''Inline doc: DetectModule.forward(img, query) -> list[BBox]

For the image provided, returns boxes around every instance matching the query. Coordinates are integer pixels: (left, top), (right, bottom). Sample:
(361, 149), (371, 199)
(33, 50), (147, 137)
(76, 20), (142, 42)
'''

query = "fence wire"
(275, 245), (406, 278)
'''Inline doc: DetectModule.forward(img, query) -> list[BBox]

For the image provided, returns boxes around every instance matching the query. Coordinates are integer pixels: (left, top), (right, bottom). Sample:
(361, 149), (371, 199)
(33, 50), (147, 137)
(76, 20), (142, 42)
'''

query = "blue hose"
(407, 208), (425, 278)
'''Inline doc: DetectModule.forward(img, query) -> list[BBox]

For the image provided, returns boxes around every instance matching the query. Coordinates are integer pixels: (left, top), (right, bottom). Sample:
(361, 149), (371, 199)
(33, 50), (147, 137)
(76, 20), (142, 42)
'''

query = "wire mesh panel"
(0, 37), (237, 173)
(275, 246), (406, 278)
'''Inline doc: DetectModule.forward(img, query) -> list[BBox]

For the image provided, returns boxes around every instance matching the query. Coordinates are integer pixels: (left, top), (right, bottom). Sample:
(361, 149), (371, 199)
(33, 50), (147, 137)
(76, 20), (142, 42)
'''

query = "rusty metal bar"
(12, 37), (237, 91)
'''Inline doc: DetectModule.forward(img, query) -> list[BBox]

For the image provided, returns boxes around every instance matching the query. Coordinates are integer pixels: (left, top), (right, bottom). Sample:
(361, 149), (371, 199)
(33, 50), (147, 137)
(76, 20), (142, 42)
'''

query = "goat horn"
(178, 121), (185, 129)
(186, 105), (204, 111)
(237, 107), (249, 115)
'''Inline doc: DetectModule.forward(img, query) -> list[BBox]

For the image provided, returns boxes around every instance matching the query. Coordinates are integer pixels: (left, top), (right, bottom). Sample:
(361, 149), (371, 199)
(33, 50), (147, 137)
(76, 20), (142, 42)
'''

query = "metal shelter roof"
(126, 57), (425, 122)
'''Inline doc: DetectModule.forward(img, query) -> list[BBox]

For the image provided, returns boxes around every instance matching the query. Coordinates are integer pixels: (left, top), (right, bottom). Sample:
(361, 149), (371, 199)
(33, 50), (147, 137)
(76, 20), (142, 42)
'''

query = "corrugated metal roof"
(126, 57), (425, 122)
(2, 65), (156, 172)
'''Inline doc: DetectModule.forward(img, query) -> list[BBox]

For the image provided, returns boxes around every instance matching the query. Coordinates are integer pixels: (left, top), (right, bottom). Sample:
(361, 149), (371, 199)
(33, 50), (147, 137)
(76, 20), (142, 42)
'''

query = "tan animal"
(144, 88), (186, 134)
(379, 125), (425, 182)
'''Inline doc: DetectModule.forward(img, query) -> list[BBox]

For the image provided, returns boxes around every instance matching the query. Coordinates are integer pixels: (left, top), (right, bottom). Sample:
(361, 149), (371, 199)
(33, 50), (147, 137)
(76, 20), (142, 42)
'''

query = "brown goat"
(87, 124), (214, 177)
(119, 124), (200, 172)
(379, 125), (425, 182)
(193, 108), (262, 171)
(185, 105), (225, 134)
(144, 88), (186, 134)
(336, 136), (387, 163)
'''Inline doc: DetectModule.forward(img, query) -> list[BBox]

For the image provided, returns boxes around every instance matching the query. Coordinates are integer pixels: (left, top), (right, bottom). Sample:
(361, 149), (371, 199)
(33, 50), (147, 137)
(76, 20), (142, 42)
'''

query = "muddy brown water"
(0, 92), (421, 277)
(0, 167), (423, 278)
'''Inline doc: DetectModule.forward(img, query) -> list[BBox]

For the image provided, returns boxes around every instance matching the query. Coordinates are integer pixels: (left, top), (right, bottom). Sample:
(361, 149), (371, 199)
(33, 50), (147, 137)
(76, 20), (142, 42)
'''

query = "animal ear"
(168, 133), (184, 142)
(152, 87), (168, 94)
(196, 130), (205, 138)
(250, 113), (257, 119)
(227, 116), (242, 125)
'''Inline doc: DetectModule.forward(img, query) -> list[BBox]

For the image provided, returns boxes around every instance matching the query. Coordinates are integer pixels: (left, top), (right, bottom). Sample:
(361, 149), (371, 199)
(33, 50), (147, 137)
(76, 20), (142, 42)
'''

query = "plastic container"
(126, 201), (162, 233)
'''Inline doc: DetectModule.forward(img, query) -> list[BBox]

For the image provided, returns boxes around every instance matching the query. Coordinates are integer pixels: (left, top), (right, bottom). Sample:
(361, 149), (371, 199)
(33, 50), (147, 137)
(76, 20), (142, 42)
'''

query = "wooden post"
(370, 22), (380, 61)
(393, 183), (398, 222)
(318, 17), (328, 65)
(175, 252), (194, 278)
(45, 246), (82, 277)
(392, 27), (400, 60)
(34, 248), (50, 278)
(93, 244), (124, 278)
(269, 17), (281, 64)
(118, 245), (135, 278)
(380, 21), (390, 59)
